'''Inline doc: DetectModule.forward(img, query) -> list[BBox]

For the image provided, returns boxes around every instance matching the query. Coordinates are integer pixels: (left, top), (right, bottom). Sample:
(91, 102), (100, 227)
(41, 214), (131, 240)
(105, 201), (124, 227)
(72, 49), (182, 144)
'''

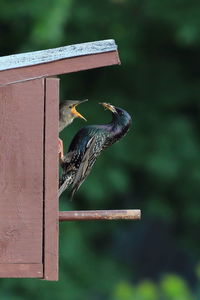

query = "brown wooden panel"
(0, 79), (44, 267)
(0, 51), (120, 86)
(0, 264), (43, 278)
(43, 78), (59, 281)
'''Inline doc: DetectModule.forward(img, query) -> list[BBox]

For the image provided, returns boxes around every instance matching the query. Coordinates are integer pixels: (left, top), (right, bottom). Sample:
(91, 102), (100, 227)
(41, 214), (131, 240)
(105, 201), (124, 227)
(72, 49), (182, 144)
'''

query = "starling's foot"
(59, 138), (64, 162)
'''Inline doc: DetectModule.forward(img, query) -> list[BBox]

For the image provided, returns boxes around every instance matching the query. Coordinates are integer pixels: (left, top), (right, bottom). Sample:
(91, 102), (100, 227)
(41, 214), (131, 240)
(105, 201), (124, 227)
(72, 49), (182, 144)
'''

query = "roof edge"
(0, 39), (117, 72)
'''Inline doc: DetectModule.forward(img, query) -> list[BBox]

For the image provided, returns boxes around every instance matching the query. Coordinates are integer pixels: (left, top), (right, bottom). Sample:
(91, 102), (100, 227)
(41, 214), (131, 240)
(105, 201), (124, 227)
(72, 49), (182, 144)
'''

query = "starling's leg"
(59, 138), (64, 163)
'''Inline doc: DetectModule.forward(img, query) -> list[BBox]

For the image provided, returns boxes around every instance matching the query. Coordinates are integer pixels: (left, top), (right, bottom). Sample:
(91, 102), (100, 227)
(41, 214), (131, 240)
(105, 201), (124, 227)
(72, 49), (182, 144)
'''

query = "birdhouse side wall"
(0, 79), (44, 277)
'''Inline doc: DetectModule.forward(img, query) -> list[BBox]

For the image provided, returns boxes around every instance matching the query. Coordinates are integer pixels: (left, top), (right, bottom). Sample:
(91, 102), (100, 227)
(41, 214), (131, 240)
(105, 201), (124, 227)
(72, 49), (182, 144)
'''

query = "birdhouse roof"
(0, 39), (120, 85)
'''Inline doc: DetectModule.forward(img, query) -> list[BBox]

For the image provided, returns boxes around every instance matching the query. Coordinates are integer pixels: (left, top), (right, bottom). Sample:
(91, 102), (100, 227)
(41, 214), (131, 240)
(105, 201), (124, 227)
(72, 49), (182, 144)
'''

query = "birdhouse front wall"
(0, 78), (59, 279)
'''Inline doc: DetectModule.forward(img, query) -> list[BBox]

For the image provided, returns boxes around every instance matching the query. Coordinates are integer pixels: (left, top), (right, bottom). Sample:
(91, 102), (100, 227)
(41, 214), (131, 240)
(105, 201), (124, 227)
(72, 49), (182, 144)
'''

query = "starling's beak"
(99, 102), (117, 113)
(71, 100), (88, 121)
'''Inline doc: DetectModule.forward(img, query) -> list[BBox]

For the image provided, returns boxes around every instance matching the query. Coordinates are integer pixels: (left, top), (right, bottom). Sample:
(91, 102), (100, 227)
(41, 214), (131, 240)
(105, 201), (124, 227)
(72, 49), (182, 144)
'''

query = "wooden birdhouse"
(0, 39), (140, 281)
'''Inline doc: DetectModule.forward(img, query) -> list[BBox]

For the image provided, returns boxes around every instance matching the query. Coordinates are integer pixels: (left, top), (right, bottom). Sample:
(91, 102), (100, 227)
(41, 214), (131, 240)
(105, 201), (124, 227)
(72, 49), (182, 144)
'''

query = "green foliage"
(160, 275), (195, 300)
(136, 281), (159, 300)
(0, 0), (200, 299)
(112, 275), (197, 300)
(113, 281), (135, 300)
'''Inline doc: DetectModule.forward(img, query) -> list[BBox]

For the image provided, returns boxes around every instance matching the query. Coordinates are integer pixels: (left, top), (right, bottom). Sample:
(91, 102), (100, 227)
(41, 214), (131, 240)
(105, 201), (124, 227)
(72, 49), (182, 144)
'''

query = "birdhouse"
(0, 39), (140, 281)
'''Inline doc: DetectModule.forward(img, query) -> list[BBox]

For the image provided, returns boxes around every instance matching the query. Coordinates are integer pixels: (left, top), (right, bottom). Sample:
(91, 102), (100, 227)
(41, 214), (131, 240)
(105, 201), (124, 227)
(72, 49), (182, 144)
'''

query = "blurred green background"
(0, 0), (200, 299)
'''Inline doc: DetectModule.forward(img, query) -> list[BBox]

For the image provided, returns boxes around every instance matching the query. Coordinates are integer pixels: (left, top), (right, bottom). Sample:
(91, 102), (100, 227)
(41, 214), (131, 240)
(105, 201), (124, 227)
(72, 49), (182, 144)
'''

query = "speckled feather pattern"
(59, 106), (132, 198)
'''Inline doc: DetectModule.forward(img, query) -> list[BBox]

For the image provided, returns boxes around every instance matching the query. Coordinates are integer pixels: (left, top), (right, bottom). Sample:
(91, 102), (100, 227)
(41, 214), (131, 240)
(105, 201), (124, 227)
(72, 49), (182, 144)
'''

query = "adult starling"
(59, 99), (87, 159)
(59, 102), (132, 198)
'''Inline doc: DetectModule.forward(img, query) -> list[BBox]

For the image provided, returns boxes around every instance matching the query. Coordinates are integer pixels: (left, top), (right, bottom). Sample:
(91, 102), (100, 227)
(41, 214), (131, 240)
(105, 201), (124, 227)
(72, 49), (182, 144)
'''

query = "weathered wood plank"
(43, 78), (59, 281)
(0, 39), (117, 71)
(0, 79), (44, 266)
(0, 264), (43, 278)
(0, 51), (120, 86)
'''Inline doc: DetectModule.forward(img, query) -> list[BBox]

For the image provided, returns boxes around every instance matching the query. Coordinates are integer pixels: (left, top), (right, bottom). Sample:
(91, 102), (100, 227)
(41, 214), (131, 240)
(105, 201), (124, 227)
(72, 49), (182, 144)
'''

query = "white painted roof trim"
(0, 39), (117, 71)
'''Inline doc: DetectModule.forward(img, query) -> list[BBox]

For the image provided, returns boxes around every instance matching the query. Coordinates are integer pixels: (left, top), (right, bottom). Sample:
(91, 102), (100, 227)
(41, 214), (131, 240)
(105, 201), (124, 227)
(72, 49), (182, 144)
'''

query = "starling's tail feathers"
(59, 173), (74, 197)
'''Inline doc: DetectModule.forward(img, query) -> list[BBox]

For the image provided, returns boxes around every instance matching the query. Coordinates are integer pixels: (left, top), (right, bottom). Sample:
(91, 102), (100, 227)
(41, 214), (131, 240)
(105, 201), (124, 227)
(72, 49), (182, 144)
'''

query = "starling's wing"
(60, 151), (74, 169)
(70, 136), (98, 199)
(59, 172), (74, 197)
(59, 150), (77, 196)
(59, 126), (103, 198)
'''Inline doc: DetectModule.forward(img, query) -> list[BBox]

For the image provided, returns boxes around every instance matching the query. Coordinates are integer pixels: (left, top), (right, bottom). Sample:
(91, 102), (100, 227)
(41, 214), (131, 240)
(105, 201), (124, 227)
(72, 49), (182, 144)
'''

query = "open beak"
(99, 102), (117, 113)
(71, 99), (88, 121)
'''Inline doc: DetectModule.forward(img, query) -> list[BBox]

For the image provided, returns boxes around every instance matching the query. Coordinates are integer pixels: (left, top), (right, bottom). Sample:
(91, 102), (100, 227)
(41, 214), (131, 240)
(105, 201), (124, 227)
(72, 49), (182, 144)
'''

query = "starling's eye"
(69, 105), (73, 109)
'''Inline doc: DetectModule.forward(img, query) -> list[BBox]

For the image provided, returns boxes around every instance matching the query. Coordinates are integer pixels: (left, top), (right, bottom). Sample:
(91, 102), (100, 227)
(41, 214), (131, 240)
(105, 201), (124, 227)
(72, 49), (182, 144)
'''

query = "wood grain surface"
(0, 51), (120, 86)
(43, 78), (59, 281)
(0, 264), (43, 278)
(0, 79), (44, 276)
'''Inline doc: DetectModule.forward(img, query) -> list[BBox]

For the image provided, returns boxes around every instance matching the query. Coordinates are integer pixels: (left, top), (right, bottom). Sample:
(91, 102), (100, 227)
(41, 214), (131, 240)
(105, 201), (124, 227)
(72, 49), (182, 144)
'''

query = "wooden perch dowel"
(59, 209), (141, 221)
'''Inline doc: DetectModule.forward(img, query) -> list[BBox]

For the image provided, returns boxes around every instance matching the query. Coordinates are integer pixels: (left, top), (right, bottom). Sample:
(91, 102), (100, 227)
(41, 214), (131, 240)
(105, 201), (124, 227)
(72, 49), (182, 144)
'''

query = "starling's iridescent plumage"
(59, 103), (132, 198)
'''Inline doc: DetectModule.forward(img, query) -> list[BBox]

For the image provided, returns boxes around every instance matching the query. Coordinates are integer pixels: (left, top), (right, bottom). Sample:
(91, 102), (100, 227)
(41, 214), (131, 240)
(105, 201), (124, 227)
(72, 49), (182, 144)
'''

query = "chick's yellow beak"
(71, 105), (87, 121)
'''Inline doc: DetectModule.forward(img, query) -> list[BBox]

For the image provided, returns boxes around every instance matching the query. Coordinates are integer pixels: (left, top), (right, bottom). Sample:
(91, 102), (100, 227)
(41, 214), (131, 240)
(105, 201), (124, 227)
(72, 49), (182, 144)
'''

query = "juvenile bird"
(59, 99), (87, 159)
(59, 102), (132, 198)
